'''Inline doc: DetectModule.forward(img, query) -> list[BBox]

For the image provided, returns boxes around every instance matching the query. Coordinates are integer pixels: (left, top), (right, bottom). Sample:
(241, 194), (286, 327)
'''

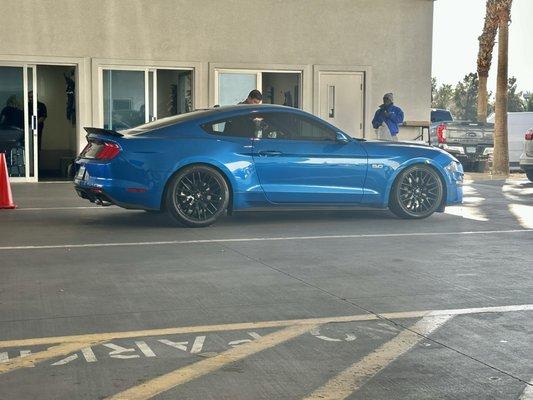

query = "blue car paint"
(74, 105), (463, 212)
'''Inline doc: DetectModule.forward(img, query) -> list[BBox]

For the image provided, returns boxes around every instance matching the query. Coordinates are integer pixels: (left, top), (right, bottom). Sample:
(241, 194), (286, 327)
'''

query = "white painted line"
(136, 341), (156, 358)
(51, 354), (78, 366)
(520, 380), (533, 400)
(190, 336), (206, 354)
(19, 350), (31, 358)
(1, 229), (532, 251)
(81, 347), (97, 363)
(303, 315), (453, 400)
(158, 339), (188, 352)
(14, 206), (113, 211)
(247, 332), (262, 340)
(103, 343), (139, 359)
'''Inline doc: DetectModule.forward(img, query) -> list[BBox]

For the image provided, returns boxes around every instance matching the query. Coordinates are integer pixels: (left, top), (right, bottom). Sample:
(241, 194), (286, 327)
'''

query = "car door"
(252, 111), (368, 203)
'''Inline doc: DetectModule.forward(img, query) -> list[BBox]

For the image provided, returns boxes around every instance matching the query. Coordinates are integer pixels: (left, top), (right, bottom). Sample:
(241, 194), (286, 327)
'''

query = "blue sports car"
(74, 105), (463, 227)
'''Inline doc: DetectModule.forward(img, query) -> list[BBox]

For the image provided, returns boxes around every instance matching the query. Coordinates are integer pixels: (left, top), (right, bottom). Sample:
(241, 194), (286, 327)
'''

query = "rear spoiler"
(84, 127), (124, 137)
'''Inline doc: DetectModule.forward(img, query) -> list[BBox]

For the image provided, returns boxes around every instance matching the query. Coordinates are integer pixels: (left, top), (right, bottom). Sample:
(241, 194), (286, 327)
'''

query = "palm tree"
(476, 0), (498, 123)
(493, 0), (513, 176)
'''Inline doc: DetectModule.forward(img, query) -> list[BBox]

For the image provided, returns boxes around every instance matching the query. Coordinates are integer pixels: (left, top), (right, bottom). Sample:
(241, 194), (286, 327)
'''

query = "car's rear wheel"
(526, 170), (533, 183)
(389, 164), (444, 219)
(165, 165), (229, 227)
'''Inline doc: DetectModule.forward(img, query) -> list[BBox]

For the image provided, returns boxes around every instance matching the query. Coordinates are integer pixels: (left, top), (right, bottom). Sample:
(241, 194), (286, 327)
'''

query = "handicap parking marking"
(1, 303), (533, 378)
(104, 323), (320, 400)
(0, 228), (532, 251)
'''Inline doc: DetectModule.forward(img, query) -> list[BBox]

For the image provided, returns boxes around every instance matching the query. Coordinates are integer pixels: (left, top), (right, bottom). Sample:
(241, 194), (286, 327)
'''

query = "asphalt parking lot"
(1, 176), (532, 400)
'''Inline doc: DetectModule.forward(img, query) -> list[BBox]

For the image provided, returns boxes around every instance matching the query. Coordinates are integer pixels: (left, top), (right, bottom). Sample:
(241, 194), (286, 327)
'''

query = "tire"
(165, 165), (229, 227)
(475, 161), (487, 173)
(389, 164), (444, 219)
(526, 170), (533, 183)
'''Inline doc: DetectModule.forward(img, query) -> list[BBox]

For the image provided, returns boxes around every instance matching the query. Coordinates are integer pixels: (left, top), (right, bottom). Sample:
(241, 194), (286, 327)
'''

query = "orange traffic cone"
(0, 153), (16, 209)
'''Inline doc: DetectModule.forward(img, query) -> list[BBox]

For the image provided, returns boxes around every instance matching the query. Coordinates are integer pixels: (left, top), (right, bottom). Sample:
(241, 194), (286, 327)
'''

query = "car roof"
(123, 104), (313, 135)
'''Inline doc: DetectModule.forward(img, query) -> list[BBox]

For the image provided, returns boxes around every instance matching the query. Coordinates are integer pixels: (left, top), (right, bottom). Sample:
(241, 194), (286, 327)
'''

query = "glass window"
(258, 112), (336, 141)
(157, 69), (193, 118)
(0, 66), (25, 177)
(218, 73), (257, 106)
(103, 70), (146, 130)
(201, 115), (257, 138)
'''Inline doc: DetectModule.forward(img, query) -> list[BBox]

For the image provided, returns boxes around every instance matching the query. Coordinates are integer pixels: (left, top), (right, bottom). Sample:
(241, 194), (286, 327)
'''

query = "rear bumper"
(73, 159), (163, 210)
(519, 153), (533, 171)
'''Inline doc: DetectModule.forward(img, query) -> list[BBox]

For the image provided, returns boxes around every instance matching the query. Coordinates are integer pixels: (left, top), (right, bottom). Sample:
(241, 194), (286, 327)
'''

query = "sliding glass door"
(0, 64), (38, 181)
(101, 67), (193, 130)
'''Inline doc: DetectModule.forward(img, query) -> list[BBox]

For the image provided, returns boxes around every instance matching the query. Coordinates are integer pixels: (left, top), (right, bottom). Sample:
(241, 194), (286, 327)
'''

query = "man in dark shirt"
(28, 91), (47, 151)
(224, 90), (263, 137)
(239, 90), (262, 105)
(0, 96), (24, 129)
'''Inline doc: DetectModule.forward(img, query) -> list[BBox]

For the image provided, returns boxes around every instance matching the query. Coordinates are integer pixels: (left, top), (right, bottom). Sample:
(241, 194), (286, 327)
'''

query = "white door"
(319, 72), (364, 138)
(0, 63), (38, 182)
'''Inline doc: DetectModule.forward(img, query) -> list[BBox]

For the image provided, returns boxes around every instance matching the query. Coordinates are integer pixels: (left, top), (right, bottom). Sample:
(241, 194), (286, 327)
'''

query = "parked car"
(430, 108), (454, 124)
(430, 121), (494, 172)
(487, 112), (533, 169)
(74, 105), (463, 227)
(520, 128), (533, 182)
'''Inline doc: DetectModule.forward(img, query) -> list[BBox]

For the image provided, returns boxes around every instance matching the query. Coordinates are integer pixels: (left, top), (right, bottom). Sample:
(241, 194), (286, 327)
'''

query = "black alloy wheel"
(166, 165), (229, 227)
(390, 164), (444, 219)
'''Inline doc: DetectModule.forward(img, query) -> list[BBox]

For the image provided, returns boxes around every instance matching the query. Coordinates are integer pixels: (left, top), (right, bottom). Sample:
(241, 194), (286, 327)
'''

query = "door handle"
(258, 150), (283, 157)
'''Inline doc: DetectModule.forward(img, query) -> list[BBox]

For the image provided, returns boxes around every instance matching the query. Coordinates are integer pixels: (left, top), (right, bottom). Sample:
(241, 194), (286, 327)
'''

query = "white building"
(0, 0), (434, 181)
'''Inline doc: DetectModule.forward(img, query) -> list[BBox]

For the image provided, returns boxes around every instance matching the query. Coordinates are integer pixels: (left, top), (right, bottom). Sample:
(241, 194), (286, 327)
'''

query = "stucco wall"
(0, 0), (433, 140)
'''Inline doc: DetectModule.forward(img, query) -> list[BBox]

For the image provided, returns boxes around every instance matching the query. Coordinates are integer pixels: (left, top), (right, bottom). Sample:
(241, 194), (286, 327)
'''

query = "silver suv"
(520, 128), (533, 182)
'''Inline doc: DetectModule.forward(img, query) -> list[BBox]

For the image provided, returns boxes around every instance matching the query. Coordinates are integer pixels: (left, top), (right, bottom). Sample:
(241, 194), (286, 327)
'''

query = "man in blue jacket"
(372, 93), (404, 141)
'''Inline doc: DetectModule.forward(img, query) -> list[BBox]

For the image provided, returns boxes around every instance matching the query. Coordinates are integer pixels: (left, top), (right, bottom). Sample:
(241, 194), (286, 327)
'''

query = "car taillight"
(437, 123), (447, 143)
(80, 141), (121, 160)
(525, 130), (533, 140)
(95, 142), (121, 160)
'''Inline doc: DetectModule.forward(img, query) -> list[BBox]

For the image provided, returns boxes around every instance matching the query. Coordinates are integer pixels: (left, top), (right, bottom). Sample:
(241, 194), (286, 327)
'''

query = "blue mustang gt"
(74, 105), (463, 227)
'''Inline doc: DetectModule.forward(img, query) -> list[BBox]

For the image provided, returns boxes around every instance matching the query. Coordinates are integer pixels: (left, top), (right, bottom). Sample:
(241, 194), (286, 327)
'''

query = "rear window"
(123, 110), (212, 135)
(431, 110), (453, 123)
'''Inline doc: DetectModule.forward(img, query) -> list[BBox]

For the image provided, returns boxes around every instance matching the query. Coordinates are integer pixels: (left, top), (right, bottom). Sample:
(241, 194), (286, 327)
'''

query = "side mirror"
(335, 131), (350, 144)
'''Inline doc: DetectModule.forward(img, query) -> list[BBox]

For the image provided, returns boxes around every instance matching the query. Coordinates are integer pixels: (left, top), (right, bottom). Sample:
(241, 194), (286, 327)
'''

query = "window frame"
(255, 111), (338, 142)
(200, 114), (257, 138)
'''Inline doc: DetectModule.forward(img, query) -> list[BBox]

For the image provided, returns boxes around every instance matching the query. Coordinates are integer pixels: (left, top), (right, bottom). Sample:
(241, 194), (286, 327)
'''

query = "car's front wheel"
(165, 165), (229, 227)
(389, 164), (444, 219)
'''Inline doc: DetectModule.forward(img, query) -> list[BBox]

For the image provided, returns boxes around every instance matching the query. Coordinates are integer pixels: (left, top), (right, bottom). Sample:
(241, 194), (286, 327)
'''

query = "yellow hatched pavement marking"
(302, 315), (453, 400)
(0, 341), (105, 374)
(105, 323), (319, 400)
(0, 304), (532, 376)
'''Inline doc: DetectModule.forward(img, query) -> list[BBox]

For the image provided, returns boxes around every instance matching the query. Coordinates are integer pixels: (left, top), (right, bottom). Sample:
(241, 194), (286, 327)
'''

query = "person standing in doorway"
(28, 91), (47, 151)
(0, 96), (24, 129)
(239, 90), (263, 105)
(372, 93), (404, 141)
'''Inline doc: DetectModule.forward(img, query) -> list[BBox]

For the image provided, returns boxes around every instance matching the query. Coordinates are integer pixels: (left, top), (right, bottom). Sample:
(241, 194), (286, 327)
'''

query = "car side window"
(259, 113), (336, 141)
(201, 115), (256, 138)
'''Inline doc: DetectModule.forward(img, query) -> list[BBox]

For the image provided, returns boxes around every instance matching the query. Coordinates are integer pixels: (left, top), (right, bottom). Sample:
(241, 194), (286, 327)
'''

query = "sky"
(432, 0), (533, 93)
